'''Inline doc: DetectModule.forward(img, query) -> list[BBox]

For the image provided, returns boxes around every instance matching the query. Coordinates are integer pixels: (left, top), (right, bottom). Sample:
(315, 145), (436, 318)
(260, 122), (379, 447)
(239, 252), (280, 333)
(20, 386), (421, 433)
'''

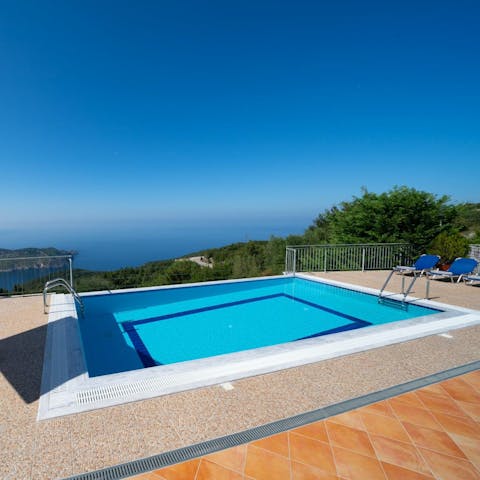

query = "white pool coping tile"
(38, 274), (480, 420)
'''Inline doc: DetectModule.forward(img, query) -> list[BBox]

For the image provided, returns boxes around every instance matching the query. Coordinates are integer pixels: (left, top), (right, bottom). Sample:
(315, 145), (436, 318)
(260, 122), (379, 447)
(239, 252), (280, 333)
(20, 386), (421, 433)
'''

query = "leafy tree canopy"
(307, 186), (458, 250)
(429, 231), (470, 264)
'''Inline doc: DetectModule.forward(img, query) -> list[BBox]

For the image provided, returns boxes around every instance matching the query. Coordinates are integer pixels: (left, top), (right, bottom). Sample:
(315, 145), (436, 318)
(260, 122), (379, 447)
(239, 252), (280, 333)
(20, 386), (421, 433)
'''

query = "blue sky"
(1, 1), (479, 239)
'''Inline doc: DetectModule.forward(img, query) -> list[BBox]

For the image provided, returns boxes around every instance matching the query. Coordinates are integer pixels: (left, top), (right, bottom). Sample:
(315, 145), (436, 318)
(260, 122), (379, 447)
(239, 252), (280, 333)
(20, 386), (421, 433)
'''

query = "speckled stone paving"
(0, 271), (479, 479)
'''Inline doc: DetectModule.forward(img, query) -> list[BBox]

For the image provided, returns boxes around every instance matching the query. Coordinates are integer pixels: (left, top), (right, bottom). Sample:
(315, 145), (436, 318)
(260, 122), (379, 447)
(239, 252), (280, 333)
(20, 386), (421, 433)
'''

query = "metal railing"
(0, 255), (73, 296)
(469, 245), (480, 272)
(285, 243), (416, 274)
(43, 277), (84, 315)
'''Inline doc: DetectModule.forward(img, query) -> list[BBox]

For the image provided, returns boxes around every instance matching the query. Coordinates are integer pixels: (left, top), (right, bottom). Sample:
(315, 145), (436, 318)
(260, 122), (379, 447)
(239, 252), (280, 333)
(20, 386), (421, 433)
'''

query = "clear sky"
(1, 1), (479, 238)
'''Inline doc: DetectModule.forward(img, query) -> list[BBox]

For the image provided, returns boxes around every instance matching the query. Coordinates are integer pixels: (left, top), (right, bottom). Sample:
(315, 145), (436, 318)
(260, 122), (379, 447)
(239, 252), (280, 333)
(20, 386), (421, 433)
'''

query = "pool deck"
(0, 271), (479, 479)
(132, 370), (480, 480)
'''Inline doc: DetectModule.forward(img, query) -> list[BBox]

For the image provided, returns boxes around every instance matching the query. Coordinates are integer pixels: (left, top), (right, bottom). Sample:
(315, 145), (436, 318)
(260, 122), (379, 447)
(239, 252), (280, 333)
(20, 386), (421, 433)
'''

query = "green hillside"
(10, 188), (480, 294)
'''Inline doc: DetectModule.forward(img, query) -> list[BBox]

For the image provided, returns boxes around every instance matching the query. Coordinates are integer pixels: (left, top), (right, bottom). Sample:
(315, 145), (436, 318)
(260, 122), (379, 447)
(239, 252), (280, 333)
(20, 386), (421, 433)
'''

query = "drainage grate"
(65, 360), (480, 480)
(76, 376), (179, 405)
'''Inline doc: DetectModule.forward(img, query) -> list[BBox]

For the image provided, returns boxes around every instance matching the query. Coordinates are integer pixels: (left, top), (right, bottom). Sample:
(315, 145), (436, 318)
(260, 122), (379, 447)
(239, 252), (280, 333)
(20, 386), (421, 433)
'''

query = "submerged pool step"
(378, 296), (409, 310)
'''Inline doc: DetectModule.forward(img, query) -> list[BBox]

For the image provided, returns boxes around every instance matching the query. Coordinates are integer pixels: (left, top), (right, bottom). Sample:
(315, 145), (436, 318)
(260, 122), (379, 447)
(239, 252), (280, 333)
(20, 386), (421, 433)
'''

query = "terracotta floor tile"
(332, 446), (387, 480)
(402, 421), (467, 459)
(418, 447), (480, 480)
(457, 400), (480, 422)
(129, 474), (165, 480)
(250, 432), (289, 458)
(328, 410), (365, 431)
(325, 421), (376, 457)
(381, 461), (434, 480)
(416, 389), (469, 418)
(244, 445), (291, 480)
(360, 411), (411, 443)
(420, 383), (449, 396)
(153, 459), (200, 480)
(388, 401), (443, 430)
(432, 411), (480, 440)
(196, 459), (243, 480)
(203, 445), (246, 474)
(291, 460), (341, 480)
(462, 371), (480, 392)
(362, 401), (396, 418)
(449, 433), (480, 470)
(392, 392), (425, 408)
(441, 378), (480, 404)
(289, 432), (337, 475)
(293, 420), (329, 443)
(369, 434), (431, 476)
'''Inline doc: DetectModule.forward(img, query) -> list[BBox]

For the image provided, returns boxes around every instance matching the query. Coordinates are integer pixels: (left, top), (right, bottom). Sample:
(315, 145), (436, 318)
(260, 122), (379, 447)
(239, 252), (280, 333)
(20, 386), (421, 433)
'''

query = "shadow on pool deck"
(0, 323), (47, 403)
(0, 312), (154, 404)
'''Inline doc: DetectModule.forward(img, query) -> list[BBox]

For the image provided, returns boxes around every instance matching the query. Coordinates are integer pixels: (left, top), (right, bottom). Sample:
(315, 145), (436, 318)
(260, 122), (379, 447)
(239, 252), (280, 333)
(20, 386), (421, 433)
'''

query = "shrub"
(429, 232), (470, 265)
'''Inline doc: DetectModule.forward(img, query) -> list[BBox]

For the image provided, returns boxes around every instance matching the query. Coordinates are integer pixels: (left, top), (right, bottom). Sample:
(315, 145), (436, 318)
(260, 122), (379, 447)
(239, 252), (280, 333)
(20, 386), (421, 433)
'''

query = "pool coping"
(38, 274), (480, 420)
(61, 360), (480, 480)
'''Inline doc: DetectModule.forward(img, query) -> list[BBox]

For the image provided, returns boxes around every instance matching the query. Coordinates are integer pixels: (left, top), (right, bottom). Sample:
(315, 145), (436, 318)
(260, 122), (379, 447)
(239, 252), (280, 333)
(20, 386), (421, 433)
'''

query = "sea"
(2, 219), (308, 272)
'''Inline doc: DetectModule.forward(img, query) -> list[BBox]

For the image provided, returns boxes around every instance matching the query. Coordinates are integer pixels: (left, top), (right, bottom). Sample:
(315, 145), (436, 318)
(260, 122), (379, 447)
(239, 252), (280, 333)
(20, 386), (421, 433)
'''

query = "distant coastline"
(0, 247), (76, 258)
(0, 247), (76, 272)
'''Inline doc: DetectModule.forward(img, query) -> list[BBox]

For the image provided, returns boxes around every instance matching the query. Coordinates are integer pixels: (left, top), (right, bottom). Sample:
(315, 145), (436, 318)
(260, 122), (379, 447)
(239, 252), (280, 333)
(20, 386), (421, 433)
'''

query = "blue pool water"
(78, 277), (440, 377)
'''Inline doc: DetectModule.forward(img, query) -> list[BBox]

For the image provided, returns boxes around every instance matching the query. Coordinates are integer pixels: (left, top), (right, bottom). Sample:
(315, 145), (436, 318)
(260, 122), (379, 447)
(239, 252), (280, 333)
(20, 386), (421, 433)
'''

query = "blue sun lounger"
(394, 254), (440, 276)
(464, 274), (480, 286)
(427, 257), (479, 283)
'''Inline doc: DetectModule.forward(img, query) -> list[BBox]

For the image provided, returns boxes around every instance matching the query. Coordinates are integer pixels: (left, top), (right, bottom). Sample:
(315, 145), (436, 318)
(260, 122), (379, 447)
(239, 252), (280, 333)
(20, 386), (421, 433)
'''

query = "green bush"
(429, 232), (470, 265)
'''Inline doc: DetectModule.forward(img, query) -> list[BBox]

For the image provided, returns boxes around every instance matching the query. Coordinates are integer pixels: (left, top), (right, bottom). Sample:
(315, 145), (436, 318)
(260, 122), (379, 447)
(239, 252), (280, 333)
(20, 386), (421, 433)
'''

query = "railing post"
(324, 248), (327, 272)
(68, 257), (73, 288)
(362, 248), (366, 272)
(293, 249), (297, 275)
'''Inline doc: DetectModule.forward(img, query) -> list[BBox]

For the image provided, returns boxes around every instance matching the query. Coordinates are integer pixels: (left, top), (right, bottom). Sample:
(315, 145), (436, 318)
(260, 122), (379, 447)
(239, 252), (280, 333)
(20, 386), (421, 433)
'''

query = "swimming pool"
(39, 273), (479, 419)
(78, 277), (439, 377)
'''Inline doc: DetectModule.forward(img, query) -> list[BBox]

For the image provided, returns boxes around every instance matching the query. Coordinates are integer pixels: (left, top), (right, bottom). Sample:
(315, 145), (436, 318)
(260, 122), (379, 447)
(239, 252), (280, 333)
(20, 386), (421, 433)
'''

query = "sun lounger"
(427, 257), (479, 283)
(394, 254), (440, 276)
(464, 274), (480, 286)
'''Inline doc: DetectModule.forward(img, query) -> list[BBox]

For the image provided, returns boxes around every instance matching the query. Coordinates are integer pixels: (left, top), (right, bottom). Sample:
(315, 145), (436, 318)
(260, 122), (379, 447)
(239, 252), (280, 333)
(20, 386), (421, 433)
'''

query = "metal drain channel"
(76, 378), (173, 405)
(63, 361), (480, 480)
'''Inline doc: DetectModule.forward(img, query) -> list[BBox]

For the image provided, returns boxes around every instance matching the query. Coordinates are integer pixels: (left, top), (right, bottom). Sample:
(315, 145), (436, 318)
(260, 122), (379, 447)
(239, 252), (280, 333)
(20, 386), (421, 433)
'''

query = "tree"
(305, 186), (458, 251)
(264, 236), (287, 274)
(304, 211), (333, 244)
(429, 232), (470, 265)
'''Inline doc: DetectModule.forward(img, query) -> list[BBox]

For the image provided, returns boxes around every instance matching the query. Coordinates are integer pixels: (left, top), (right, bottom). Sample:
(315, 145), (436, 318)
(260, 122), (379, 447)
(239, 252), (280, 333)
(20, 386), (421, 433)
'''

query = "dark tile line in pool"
(296, 321), (368, 341)
(298, 275), (443, 313)
(122, 322), (159, 368)
(120, 293), (371, 369)
(283, 293), (369, 325)
(124, 292), (285, 327)
(122, 292), (368, 329)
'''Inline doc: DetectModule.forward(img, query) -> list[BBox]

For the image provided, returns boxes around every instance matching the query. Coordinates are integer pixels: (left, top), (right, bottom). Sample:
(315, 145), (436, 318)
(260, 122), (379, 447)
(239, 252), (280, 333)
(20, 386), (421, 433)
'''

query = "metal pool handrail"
(43, 277), (84, 315)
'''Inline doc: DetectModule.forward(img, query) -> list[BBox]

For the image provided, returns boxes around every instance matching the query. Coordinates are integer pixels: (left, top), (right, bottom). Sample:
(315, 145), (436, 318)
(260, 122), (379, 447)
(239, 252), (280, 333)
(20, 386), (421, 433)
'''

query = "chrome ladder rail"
(43, 278), (84, 315)
(378, 268), (420, 309)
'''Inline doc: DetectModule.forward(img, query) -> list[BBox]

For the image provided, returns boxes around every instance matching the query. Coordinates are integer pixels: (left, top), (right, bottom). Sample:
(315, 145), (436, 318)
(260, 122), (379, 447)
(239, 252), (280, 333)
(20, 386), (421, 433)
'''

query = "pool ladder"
(378, 268), (420, 309)
(43, 278), (84, 316)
